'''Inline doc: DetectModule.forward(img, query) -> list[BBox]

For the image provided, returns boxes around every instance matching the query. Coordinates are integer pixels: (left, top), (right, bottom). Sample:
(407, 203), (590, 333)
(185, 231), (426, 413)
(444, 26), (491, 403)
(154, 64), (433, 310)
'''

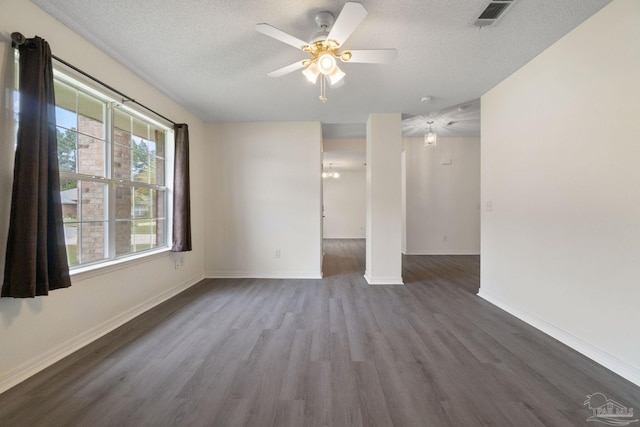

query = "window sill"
(70, 248), (172, 282)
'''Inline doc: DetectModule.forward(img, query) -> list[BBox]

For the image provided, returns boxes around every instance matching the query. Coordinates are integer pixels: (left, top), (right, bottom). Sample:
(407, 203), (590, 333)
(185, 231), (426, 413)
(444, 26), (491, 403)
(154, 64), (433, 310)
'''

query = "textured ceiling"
(33, 0), (611, 138)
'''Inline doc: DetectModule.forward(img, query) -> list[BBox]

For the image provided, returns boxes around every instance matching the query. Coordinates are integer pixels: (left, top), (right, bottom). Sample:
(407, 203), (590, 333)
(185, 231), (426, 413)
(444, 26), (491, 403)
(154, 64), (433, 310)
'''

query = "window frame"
(52, 66), (174, 275)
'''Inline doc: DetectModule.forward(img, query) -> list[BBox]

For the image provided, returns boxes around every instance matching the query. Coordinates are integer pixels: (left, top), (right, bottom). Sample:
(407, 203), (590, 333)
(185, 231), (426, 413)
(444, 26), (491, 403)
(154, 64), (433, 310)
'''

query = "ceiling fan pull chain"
(319, 76), (327, 102)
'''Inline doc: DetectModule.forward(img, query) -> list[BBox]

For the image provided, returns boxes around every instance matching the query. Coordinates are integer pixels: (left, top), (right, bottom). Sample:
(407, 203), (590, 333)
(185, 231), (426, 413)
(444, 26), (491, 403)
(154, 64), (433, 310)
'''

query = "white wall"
(323, 170), (366, 238)
(0, 0), (205, 393)
(480, 0), (640, 385)
(205, 121), (323, 279)
(404, 137), (480, 255)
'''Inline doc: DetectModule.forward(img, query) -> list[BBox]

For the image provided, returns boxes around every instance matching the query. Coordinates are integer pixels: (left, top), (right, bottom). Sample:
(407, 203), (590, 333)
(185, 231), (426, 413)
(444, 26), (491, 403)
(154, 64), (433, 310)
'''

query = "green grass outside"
(67, 244), (78, 266)
(133, 222), (157, 234)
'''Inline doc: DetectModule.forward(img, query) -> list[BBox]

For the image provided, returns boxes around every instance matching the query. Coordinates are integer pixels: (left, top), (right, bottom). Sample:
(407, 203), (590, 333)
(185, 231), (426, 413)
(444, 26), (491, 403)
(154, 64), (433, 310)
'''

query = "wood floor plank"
(272, 399), (305, 427)
(353, 361), (394, 427)
(1, 239), (638, 426)
(330, 334), (364, 427)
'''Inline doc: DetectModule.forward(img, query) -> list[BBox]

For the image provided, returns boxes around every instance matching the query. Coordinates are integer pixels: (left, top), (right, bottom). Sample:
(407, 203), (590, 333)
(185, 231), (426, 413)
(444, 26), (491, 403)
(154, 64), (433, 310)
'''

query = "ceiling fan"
(256, 2), (397, 102)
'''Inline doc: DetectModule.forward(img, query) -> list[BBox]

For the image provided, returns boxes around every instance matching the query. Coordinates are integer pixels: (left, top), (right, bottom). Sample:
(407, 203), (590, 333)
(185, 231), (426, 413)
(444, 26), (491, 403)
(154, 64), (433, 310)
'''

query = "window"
(53, 73), (171, 268)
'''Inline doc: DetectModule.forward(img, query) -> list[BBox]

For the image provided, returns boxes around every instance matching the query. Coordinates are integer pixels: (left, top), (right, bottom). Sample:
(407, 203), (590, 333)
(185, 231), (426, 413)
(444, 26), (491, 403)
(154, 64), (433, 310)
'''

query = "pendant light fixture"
(322, 163), (340, 179)
(424, 121), (437, 148)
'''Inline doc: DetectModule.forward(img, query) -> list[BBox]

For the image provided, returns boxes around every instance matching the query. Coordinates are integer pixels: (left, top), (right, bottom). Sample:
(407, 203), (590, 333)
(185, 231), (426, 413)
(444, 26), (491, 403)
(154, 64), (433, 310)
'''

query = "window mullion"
(74, 90), (82, 266)
(107, 103), (116, 260)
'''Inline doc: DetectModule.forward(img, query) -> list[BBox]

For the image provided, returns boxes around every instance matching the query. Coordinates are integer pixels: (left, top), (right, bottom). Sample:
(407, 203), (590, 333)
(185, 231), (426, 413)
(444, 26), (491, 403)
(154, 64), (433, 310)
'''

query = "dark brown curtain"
(2, 36), (71, 298)
(172, 123), (192, 252)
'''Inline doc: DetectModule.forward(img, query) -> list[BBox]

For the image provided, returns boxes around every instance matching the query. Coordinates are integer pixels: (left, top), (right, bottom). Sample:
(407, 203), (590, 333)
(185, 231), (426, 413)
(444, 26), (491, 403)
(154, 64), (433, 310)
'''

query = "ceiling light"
(303, 43), (346, 102)
(322, 163), (340, 179)
(317, 53), (337, 74)
(303, 62), (320, 83)
(424, 121), (437, 148)
(328, 76), (346, 89)
(258, 4), (398, 103)
(327, 66), (345, 86)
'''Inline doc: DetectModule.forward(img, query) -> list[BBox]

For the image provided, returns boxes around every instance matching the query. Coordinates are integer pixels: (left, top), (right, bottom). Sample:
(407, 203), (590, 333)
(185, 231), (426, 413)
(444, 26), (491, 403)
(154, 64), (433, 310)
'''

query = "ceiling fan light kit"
(303, 62), (320, 84)
(256, 2), (397, 102)
(318, 53), (337, 74)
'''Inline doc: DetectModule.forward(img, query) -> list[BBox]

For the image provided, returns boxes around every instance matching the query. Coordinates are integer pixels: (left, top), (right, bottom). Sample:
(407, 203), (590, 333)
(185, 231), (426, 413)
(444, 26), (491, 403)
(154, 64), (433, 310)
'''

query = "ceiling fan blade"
(256, 23), (309, 50)
(326, 2), (368, 46)
(345, 49), (398, 64)
(267, 61), (306, 77)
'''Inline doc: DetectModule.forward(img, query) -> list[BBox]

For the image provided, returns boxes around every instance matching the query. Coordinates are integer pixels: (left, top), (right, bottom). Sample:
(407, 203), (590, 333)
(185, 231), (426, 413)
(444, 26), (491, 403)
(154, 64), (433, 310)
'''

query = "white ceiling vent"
(473, 0), (517, 27)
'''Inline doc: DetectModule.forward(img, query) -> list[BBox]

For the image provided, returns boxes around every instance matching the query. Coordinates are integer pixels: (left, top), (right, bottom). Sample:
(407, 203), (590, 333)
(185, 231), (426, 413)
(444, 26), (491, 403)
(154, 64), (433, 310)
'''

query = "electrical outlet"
(275, 249), (281, 259)
(175, 260), (180, 269)
(443, 235), (448, 242)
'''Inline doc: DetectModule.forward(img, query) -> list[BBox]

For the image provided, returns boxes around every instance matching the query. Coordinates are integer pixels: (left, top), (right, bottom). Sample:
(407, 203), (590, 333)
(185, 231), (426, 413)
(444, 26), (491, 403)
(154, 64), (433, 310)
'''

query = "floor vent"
(473, 0), (517, 27)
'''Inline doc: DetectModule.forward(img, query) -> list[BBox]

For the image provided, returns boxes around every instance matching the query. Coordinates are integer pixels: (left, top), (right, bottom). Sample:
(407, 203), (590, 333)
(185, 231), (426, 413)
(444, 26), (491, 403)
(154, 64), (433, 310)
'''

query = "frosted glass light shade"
(328, 67), (345, 85)
(424, 131), (437, 147)
(317, 53), (337, 75)
(303, 62), (320, 84)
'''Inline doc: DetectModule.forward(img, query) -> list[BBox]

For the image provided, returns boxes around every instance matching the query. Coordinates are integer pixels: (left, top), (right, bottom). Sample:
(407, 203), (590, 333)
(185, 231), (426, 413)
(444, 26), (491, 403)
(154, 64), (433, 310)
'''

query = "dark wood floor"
(1, 239), (638, 426)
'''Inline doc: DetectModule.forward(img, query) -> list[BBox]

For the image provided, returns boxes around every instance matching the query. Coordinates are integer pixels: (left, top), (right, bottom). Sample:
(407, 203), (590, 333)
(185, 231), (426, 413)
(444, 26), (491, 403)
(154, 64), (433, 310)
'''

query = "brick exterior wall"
(63, 112), (165, 265)
(113, 126), (133, 255)
(77, 115), (106, 262)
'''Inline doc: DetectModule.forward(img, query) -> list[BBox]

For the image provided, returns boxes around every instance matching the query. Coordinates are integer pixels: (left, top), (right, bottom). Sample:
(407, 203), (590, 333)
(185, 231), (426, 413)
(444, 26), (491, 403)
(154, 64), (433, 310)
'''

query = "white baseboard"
(478, 289), (640, 387)
(206, 271), (322, 280)
(364, 274), (404, 285)
(404, 250), (480, 255)
(0, 274), (205, 395)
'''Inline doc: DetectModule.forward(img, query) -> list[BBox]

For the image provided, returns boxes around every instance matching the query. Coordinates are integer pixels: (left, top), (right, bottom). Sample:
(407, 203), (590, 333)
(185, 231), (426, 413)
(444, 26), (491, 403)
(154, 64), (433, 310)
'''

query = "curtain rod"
(11, 32), (177, 127)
